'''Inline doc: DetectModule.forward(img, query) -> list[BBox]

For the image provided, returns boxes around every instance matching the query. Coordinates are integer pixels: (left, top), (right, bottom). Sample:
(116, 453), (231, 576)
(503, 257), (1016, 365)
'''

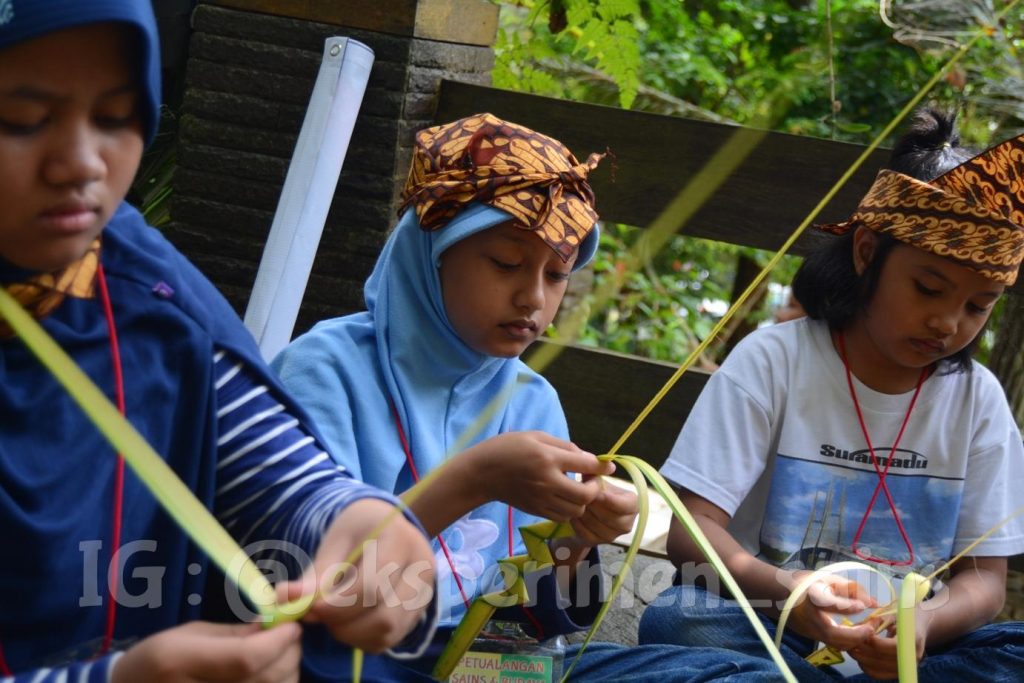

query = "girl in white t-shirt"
(640, 108), (1024, 682)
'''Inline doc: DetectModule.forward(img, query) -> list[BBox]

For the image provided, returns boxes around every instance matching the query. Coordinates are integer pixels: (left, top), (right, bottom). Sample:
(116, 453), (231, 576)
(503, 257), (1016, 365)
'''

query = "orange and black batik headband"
(401, 113), (605, 263)
(817, 133), (1024, 285)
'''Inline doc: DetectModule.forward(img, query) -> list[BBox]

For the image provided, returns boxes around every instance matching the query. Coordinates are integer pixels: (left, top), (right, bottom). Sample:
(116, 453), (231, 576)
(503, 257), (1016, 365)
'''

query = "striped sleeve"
(212, 349), (403, 551)
(212, 350), (436, 657)
(0, 652), (122, 683)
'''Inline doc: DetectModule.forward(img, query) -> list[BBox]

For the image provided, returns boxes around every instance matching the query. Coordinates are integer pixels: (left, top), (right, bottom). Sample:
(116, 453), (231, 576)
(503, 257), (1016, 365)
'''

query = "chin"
(491, 347), (524, 359)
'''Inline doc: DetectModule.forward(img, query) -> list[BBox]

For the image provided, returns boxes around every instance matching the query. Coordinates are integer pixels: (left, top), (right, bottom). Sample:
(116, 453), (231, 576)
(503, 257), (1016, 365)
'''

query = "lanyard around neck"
(837, 332), (926, 567)
(391, 402), (476, 609)
(0, 265), (125, 676)
(390, 403), (547, 636)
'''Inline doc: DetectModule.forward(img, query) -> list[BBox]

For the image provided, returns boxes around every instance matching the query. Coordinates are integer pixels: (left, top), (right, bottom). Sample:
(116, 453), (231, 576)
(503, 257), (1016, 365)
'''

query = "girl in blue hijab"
(274, 114), (786, 681)
(0, 3), (436, 681)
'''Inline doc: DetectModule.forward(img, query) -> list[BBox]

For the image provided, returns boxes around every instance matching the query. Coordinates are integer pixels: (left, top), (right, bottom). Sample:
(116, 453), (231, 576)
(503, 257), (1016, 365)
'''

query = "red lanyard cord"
(97, 265), (126, 653)
(390, 404), (546, 635)
(838, 333), (925, 567)
(391, 403), (476, 610)
(0, 266), (125, 676)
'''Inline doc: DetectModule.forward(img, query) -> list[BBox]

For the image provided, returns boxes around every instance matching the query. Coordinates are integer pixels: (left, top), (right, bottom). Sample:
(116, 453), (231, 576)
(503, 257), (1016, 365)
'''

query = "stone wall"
(169, 1), (496, 334)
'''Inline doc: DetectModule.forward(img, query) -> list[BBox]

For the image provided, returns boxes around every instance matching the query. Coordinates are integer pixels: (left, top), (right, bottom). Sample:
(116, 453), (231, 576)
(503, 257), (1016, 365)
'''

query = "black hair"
(792, 107), (980, 374)
(886, 107), (975, 178)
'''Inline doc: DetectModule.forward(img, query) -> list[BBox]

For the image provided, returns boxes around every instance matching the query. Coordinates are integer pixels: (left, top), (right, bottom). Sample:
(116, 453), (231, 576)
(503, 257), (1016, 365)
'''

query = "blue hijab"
(274, 204), (597, 626)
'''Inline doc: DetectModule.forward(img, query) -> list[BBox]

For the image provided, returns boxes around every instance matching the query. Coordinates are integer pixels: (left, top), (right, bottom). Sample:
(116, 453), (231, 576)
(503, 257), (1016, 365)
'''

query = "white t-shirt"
(661, 317), (1024, 579)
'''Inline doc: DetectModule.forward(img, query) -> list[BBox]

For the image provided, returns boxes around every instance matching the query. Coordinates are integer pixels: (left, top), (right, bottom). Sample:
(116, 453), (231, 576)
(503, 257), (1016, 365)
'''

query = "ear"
(851, 226), (878, 276)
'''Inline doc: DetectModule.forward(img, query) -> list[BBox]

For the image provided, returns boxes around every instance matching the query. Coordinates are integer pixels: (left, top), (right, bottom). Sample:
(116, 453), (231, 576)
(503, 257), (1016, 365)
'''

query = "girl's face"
(439, 221), (576, 358)
(0, 23), (144, 272)
(847, 227), (1003, 391)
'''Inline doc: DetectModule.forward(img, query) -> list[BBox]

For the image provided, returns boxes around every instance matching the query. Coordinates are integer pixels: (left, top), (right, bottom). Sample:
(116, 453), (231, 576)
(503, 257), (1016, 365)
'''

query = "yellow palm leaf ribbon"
(430, 453), (797, 683)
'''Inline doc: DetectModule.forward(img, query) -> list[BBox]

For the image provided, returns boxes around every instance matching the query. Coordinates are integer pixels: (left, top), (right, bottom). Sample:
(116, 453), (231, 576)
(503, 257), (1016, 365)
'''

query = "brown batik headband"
(817, 133), (1024, 285)
(400, 113), (605, 262)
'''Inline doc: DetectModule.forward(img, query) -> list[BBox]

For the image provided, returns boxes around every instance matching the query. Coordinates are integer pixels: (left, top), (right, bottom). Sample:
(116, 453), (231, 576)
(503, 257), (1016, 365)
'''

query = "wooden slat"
(526, 341), (711, 468)
(206, 0), (418, 35)
(434, 80), (889, 257)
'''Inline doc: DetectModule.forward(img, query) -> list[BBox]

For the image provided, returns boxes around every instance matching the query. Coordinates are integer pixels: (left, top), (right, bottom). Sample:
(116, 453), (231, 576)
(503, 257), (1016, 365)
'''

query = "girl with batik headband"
(274, 113), (782, 681)
(640, 107), (1024, 682)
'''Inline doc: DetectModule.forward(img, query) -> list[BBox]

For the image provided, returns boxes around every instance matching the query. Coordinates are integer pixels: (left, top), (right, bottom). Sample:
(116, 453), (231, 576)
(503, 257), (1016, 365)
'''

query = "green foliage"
(576, 224), (734, 360)
(498, 0), (1024, 364)
(129, 106), (177, 228)
(495, 0), (643, 107)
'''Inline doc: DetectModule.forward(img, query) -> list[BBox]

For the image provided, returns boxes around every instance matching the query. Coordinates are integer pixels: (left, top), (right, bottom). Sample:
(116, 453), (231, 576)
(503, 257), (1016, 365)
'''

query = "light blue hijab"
(273, 204), (597, 625)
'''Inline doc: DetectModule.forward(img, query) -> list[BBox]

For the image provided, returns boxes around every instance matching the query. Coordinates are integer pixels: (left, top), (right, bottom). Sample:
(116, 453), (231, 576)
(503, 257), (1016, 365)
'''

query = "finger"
(807, 582), (867, 613)
(545, 476), (602, 508)
(831, 578), (878, 607)
(244, 632), (302, 683)
(594, 487), (639, 516)
(191, 622), (302, 680)
(569, 516), (606, 546)
(539, 498), (588, 522)
(574, 505), (632, 540)
(319, 605), (421, 654)
(180, 621), (262, 638)
(553, 449), (613, 477)
(819, 620), (875, 651)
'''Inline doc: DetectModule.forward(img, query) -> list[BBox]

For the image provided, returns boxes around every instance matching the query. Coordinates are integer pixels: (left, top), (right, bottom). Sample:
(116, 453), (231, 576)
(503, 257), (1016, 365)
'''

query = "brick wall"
(169, 1), (496, 335)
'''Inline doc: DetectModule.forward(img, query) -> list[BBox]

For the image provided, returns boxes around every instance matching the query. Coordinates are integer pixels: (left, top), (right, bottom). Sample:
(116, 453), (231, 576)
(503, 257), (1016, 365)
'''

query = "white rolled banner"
(244, 37), (374, 361)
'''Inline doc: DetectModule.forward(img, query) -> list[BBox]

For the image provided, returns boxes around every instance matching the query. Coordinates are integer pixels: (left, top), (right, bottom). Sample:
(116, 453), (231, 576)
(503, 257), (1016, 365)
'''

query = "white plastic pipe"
(244, 37), (374, 361)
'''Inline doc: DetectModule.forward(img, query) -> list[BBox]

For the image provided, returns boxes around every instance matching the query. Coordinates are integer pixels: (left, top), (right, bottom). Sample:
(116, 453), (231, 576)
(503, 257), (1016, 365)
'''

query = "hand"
(567, 476), (638, 547)
(112, 621), (301, 683)
(468, 431), (614, 522)
(847, 606), (931, 681)
(277, 498), (435, 653)
(785, 572), (877, 650)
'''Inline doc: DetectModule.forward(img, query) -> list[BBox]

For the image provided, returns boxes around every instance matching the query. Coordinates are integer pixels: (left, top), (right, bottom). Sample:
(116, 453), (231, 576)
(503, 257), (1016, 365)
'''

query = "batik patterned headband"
(817, 134), (1024, 285)
(401, 113), (605, 262)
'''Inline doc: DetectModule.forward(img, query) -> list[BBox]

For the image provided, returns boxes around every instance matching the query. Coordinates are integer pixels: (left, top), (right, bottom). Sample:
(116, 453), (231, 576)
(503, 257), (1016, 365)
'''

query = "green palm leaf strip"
(612, 456), (796, 682)
(432, 453), (797, 683)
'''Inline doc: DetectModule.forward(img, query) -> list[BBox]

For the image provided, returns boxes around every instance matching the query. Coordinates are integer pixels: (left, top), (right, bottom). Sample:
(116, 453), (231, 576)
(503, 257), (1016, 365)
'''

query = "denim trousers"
(300, 625), (790, 682)
(638, 584), (1024, 683)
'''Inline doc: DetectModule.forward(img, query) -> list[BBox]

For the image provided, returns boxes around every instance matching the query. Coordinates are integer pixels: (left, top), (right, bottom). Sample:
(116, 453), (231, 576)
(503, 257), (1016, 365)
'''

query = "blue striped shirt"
(5, 350), (434, 682)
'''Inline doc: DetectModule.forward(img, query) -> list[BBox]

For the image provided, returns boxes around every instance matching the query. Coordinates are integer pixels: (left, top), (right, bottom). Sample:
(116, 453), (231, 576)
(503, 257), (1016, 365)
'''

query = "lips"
(38, 201), (100, 234)
(910, 338), (945, 356)
(500, 319), (538, 339)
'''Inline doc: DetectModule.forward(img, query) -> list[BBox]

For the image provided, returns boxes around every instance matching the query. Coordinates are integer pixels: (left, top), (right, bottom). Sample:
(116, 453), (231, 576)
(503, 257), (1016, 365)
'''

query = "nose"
(926, 306), (958, 338)
(514, 269), (545, 313)
(44, 120), (105, 188)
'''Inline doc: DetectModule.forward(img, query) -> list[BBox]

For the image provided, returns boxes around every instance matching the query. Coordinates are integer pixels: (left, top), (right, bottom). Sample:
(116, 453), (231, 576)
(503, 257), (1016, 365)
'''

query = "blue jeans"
(301, 625), (788, 681)
(639, 584), (1024, 683)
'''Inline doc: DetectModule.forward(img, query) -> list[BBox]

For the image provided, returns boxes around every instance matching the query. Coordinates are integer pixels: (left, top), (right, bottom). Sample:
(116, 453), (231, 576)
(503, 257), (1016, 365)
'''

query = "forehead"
(0, 23), (136, 90)
(459, 221), (578, 263)
(888, 243), (1005, 295)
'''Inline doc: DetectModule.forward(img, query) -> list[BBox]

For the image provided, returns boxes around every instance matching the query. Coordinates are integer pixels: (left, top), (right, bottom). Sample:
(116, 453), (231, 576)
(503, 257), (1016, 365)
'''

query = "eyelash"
(0, 119), (44, 136)
(915, 281), (989, 314)
(95, 113), (138, 130)
(490, 258), (570, 282)
(0, 112), (137, 136)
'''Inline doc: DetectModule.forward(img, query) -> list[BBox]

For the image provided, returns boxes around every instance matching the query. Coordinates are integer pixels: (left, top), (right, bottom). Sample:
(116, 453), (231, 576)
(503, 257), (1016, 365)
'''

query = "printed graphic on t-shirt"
(758, 447), (965, 578)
